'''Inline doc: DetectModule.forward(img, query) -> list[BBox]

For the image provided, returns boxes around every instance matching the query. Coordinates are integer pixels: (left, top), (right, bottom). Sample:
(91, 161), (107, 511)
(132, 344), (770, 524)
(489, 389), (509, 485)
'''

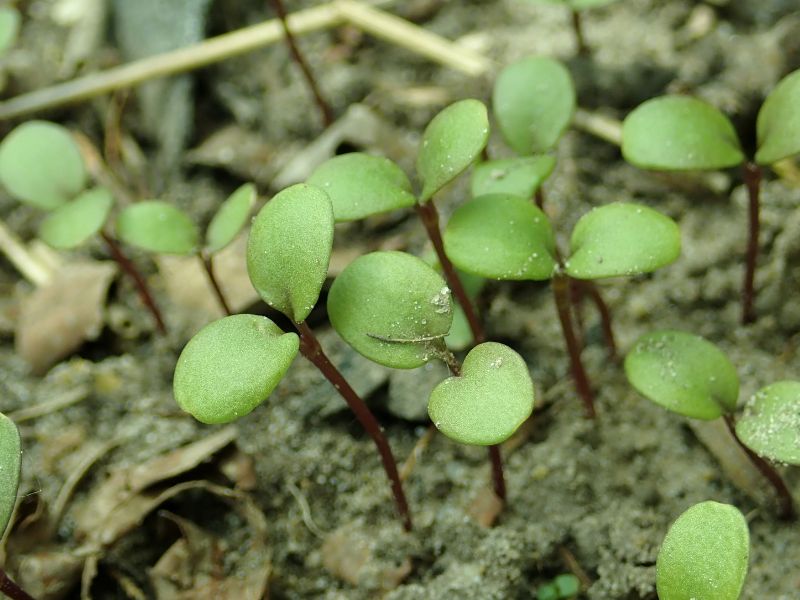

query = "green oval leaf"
(328, 251), (453, 369)
(657, 501), (749, 600)
(116, 201), (199, 255)
(756, 69), (800, 165)
(736, 381), (800, 465)
(622, 96), (745, 171)
(247, 184), (333, 323)
(205, 183), (256, 254)
(417, 99), (489, 202)
(444, 194), (557, 280)
(493, 57), (575, 155)
(429, 342), (534, 445)
(471, 156), (556, 199)
(565, 202), (681, 279)
(173, 315), (299, 424)
(0, 121), (87, 210)
(0, 7), (21, 56)
(0, 413), (21, 538)
(39, 187), (114, 249)
(308, 153), (416, 221)
(625, 330), (739, 420)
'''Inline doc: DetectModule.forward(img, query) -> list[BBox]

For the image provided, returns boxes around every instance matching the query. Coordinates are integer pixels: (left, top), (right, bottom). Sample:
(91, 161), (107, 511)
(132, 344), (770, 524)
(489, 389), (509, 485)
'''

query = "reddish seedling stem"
(553, 274), (596, 418)
(0, 569), (35, 600)
(269, 0), (334, 128)
(100, 232), (167, 335)
(415, 202), (486, 345)
(295, 321), (413, 531)
(741, 162), (761, 325)
(571, 10), (588, 55)
(198, 253), (233, 316)
(577, 280), (617, 361)
(723, 414), (795, 521)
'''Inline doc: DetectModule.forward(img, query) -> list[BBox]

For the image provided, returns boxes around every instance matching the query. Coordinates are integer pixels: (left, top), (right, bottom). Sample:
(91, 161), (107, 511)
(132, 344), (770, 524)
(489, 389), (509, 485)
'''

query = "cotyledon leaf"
(116, 201), (199, 255)
(756, 68), (800, 165)
(39, 187), (114, 249)
(0, 412), (21, 537)
(205, 183), (256, 254)
(471, 155), (556, 199)
(736, 381), (800, 465)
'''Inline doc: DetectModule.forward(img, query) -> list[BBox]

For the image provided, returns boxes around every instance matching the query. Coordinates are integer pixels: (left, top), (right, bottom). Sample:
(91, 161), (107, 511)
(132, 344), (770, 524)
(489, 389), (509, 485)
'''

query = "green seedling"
(174, 184), (413, 531)
(625, 330), (798, 519)
(116, 183), (256, 316)
(444, 196), (680, 417)
(520, 0), (620, 54)
(537, 573), (581, 600)
(622, 69), (800, 324)
(0, 120), (169, 334)
(0, 413), (35, 600)
(656, 501), (749, 600)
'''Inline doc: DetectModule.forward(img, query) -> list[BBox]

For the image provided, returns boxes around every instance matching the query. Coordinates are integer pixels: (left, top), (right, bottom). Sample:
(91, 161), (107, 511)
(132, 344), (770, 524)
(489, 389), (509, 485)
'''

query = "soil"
(1, 0), (800, 599)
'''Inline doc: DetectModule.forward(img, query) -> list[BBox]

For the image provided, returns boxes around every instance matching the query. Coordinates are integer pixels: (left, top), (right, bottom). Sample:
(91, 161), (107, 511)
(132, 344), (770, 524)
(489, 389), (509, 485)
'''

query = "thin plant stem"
(571, 10), (588, 55)
(295, 321), (412, 531)
(552, 274), (596, 418)
(723, 414), (795, 520)
(0, 569), (35, 600)
(198, 253), (232, 316)
(741, 162), (761, 325)
(578, 280), (617, 361)
(100, 232), (167, 335)
(414, 202), (485, 344)
(269, 0), (334, 127)
(534, 188), (545, 210)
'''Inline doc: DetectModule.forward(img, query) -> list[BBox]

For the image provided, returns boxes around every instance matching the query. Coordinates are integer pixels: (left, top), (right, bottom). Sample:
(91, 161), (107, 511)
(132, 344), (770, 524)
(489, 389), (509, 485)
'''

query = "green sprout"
(537, 573), (581, 600)
(520, 0), (621, 54)
(622, 68), (800, 324)
(174, 184), (413, 531)
(656, 501), (749, 600)
(625, 330), (798, 519)
(444, 196), (680, 417)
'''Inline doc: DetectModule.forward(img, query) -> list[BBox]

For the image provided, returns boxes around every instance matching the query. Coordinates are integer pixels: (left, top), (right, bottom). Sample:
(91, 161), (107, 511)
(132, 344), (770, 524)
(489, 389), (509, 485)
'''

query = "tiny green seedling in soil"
(656, 501), (749, 600)
(537, 573), (581, 600)
(621, 68), (800, 324)
(444, 196), (680, 417)
(115, 183), (256, 316)
(174, 183), (413, 531)
(0, 120), (169, 334)
(625, 330), (799, 519)
(520, 0), (621, 54)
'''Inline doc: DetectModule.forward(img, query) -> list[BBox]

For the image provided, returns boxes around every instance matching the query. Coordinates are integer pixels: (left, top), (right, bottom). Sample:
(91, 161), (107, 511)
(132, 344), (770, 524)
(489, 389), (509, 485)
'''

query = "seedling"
(444, 196), (680, 417)
(115, 183), (256, 316)
(0, 413), (34, 600)
(622, 68), (800, 324)
(0, 120), (168, 334)
(656, 501), (749, 600)
(520, 0), (621, 54)
(174, 184), (413, 531)
(625, 330), (799, 519)
(537, 573), (580, 600)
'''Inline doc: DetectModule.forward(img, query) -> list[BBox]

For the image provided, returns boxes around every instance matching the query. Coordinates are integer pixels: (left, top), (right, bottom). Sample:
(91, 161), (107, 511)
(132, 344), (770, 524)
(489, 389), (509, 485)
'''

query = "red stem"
(415, 202), (485, 345)
(199, 253), (232, 316)
(723, 414), (794, 520)
(100, 232), (167, 335)
(295, 321), (412, 531)
(571, 10), (588, 55)
(0, 569), (36, 600)
(269, 0), (334, 127)
(741, 162), (761, 325)
(578, 280), (617, 361)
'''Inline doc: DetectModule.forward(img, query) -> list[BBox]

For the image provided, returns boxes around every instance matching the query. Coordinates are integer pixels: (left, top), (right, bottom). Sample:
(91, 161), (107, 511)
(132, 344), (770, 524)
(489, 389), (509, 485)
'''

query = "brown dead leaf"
(16, 261), (116, 374)
(466, 487), (504, 528)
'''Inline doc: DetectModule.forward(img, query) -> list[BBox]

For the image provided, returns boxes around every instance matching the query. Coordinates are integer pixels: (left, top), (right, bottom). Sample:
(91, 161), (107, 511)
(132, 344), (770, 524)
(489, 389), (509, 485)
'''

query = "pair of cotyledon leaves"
(0, 413), (21, 541)
(626, 330), (800, 465)
(0, 121), (255, 255)
(622, 68), (800, 169)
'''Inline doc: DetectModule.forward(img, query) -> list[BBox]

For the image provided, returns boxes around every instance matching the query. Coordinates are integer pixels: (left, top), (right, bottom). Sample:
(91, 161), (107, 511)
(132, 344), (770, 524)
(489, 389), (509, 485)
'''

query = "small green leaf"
(173, 315), (299, 424)
(39, 187), (114, 249)
(444, 194), (557, 280)
(116, 201), (199, 255)
(553, 574), (580, 597)
(756, 69), (800, 165)
(0, 7), (21, 56)
(307, 153), (416, 221)
(205, 183), (256, 254)
(625, 330), (739, 420)
(0, 412), (21, 538)
(0, 121), (87, 210)
(493, 57), (575, 155)
(429, 342), (534, 445)
(471, 156), (556, 199)
(328, 251), (453, 369)
(657, 501), (749, 600)
(565, 202), (681, 279)
(247, 184), (333, 323)
(622, 96), (745, 171)
(736, 381), (800, 465)
(417, 99), (489, 202)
